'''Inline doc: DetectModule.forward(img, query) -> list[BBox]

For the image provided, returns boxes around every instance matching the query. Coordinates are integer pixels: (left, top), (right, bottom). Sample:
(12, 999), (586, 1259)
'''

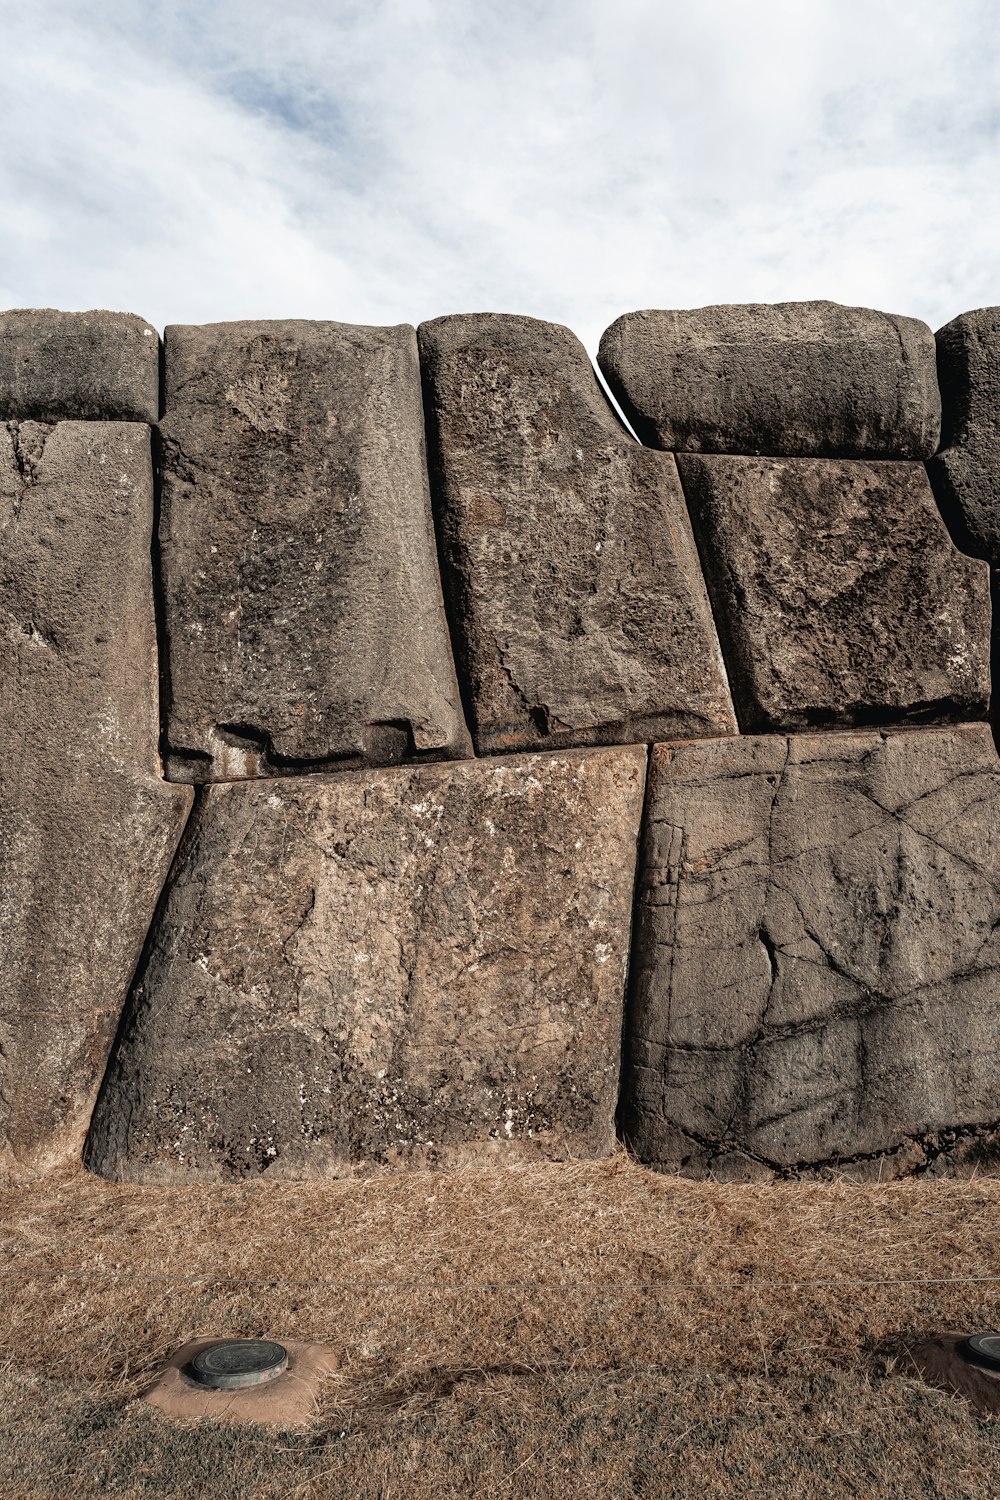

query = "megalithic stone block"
(0, 309), (160, 423)
(418, 313), (737, 754)
(85, 745), (647, 1182)
(0, 421), (193, 1173)
(159, 320), (471, 782)
(622, 727), (1000, 1182)
(675, 456), (990, 732)
(598, 301), (941, 458)
(928, 307), (1000, 564)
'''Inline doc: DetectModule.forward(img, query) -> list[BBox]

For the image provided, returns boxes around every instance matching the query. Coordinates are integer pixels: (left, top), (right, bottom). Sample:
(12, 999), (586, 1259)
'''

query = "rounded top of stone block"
(0, 307), (161, 424)
(597, 299), (941, 459)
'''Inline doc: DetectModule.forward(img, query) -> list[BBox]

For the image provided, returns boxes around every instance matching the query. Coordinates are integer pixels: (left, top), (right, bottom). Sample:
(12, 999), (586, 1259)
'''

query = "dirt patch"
(143, 1337), (339, 1427)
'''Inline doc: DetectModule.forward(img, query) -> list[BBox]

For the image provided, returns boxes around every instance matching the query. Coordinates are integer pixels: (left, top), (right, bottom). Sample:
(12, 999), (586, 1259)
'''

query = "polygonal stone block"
(86, 745), (647, 1181)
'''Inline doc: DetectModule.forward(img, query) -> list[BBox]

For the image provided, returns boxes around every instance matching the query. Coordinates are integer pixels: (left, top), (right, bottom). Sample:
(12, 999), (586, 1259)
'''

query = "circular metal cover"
(960, 1333), (1000, 1372)
(187, 1339), (289, 1390)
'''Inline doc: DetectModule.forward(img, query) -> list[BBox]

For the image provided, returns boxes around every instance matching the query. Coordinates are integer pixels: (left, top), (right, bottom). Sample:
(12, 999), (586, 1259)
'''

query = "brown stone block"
(0, 421), (193, 1173)
(598, 301), (940, 458)
(418, 313), (736, 753)
(0, 308), (160, 423)
(676, 455), (990, 732)
(621, 726), (1000, 1180)
(86, 744), (647, 1182)
(159, 320), (470, 781)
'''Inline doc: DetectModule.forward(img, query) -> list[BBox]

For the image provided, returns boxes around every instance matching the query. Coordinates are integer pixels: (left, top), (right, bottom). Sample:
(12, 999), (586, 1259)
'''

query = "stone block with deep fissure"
(159, 319), (471, 781)
(85, 744), (647, 1181)
(620, 726), (1000, 1181)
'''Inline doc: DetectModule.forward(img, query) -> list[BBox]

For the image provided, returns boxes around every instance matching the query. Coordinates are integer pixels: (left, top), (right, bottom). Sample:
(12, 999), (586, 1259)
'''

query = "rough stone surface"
(159, 319), (470, 781)
(621, 726), (1000, 1180)
(86, 745), (647, 1182)
(598, 301), (941, 458)
(675, 455), (991, 732)
(418, 313), (736, 753)
(0, 308), (160, 423)
(0, 421), (193, 1172)
(928, 306), (1000, 565)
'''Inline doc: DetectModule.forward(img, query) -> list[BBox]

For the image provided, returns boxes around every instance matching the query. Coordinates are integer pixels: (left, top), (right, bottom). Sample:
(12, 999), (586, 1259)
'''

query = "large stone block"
(675, 455), (990, 732)
(598, 301), (941, 458)
(85, 745), (647, 1182)
(418, 313), (736, 753)
(159, 320), (470, 781)
(928, 307), (1000, 565)
(622, 727), (1000, 1180)
(0, 421), (193, 1172)
(0, 309), (160, 423)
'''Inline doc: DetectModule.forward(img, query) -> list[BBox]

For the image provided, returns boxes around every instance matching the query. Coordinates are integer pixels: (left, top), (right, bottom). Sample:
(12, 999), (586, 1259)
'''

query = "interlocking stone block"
(418, 313), (736, 753)
(675, 455), (990, 732)
(159, 320), (470, 781)
(621, 726), (1000, 1181)
(598, 301), (941, 458)
(85, 745), (647, 1182)
(0, 421), (192, 1172)
(928, 306), (1000, 564)
(0, 309), (160, 423)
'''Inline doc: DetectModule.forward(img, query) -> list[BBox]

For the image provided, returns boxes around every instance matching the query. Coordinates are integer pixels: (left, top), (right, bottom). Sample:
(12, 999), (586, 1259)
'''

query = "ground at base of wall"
(4, 1152), (1000, 1499)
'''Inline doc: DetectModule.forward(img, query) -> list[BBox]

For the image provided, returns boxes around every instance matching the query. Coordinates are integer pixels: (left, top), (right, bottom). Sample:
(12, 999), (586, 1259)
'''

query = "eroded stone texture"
(418, 313), (736, 753)
(0, 309), (160, 423)
(676, 455), (990, 732)
(159, 320), (470, 781)
(0, 421), (193, 1172)
(85, 745), (646, 1182)
(621, 727), (1000, 1180)
(928, 307), (1000, 564)
(598, 301), (941, 458)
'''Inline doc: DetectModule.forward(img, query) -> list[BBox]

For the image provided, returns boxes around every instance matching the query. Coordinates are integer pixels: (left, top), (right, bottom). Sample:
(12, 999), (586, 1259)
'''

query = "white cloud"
(1, 0), (998, 347)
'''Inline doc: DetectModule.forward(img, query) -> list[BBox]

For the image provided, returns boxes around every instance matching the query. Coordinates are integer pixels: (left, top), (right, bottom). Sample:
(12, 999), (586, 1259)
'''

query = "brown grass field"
(3, 1150), (1000, 1497)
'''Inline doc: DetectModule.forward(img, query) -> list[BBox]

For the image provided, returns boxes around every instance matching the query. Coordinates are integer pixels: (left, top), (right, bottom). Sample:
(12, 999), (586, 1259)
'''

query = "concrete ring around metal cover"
(142, 1337), (340, 1427)
(908, 1332), (1000, 1416)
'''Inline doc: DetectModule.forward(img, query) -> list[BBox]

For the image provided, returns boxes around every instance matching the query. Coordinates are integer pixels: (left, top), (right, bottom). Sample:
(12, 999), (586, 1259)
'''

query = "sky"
(1, 0), (999, 351)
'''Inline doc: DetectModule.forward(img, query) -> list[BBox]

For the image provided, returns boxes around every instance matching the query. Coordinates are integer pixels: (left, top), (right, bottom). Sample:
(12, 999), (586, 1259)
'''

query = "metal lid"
(960, 1333), (1000, 1373)
(187, 1339), (289, 1391)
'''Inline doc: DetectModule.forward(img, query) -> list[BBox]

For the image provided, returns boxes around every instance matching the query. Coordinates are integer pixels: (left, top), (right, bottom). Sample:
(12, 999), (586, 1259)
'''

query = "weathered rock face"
(159, 320), (470, 781)
(621, 727), (1000, 1180)
(86, 745), (647, 1182)
(0, 421), (193, 1172)
(418, 313), (736, 753)
(0, 309), (160, 423)
(928, 307), (1000, 565)
(598, 301), (941, 458)
(675, 456), (990, 732)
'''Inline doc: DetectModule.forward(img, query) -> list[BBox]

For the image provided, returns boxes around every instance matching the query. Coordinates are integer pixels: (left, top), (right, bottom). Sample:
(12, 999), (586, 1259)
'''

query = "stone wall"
(1, 299), (997, 1183)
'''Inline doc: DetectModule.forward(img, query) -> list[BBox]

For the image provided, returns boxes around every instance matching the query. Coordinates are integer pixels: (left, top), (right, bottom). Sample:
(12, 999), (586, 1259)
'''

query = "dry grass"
(3, 1149), (1000, 1496)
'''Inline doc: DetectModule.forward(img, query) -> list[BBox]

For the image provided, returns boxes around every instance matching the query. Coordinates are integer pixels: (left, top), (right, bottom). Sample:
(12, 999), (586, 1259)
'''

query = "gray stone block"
(0, 308), (160, 423)
(159, 320), (471, 781)
(676, 455), (990, 732)
(621, 726), (1000, 1179)
(85, 745), (647, 1182)
(0, 421), (193, 1172)
(418, 313), (737, 753)
(928, 306), (1000, 565)
(598, 301), (941, 458)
